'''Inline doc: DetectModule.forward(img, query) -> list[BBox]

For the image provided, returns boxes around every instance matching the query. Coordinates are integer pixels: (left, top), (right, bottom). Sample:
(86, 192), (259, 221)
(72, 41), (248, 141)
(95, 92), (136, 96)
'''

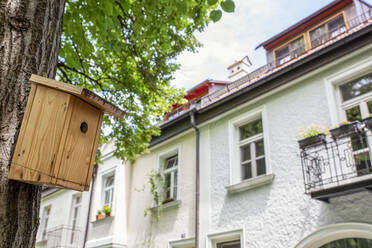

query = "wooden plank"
(30, 74), (83, 95)
(84, 111), (103, 188)
(30, 74), (125, 118)
(56, 97), (101, 187)
(51, 95), (75, 185)
(10, 85), (71, 184)
(9, 84), (37, 181)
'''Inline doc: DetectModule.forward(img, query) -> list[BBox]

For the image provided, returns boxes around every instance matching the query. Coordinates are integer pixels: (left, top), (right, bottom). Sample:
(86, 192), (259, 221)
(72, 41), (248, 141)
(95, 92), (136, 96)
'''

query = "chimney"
(227, 56), (252, 81)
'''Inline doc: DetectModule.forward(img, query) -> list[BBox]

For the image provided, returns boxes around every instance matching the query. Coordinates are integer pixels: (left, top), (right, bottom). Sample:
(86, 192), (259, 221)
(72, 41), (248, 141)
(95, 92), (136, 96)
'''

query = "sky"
(172, 0), (372, 90)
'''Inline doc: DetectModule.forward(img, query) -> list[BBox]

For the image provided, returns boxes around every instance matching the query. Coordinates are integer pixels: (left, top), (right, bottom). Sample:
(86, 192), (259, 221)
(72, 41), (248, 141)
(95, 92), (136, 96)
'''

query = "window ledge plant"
(330, 120), (362, 139)
(298, 124), (329, 149)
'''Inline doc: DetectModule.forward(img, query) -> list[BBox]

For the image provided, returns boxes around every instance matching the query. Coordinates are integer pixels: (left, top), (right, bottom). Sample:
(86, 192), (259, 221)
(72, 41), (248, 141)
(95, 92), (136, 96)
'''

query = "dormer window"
(310, 14), (346, 48)
(275, 36), (306, 66)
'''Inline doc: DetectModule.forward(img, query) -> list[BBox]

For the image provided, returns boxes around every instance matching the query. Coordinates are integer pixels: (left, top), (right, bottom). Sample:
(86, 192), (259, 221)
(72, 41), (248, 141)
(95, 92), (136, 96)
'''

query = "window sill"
(91, 215), (114, 224)
(152, 200), (181, 211)
(226, 174), (275, 194)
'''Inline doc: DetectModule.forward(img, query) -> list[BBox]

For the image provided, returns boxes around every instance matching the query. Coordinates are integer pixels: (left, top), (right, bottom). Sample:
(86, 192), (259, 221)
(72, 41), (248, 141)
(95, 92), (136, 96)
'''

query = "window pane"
(242, 162), (252, 180)
(105, 175), (114, 187)
(164, 173), (171, 199)
(173, 171), (178, 199)
(328, 15), (346, 37)
(255, 139), (265, 157)
(345, 105), (361, 121)
(275, 46), (290, 65)
(165, 155), (177, 169)
(239, 119), (262, 140)
(256, 158), (266, 176)
(290, 37), (305, 58)
(241, 144), (251, 162)
(367, 100), (372, 115)
(340, 73), (372, 101)
(310, 24), (327, 47)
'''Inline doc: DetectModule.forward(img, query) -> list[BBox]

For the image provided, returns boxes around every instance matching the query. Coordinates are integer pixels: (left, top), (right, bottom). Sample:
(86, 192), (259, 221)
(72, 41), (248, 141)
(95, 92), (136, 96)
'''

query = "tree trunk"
(0, 0), (66, 246)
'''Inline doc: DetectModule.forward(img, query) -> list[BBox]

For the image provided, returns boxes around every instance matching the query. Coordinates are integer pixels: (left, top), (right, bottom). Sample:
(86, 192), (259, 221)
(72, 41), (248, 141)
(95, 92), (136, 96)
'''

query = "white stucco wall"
(126, 133), (196, 248)
(36, 189), (90, 248)
(202, 44), (372, 248)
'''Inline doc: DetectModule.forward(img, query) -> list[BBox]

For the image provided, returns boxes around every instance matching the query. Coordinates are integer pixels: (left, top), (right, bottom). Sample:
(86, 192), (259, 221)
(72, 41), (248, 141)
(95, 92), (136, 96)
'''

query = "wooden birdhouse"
(8, 74), (124, 191)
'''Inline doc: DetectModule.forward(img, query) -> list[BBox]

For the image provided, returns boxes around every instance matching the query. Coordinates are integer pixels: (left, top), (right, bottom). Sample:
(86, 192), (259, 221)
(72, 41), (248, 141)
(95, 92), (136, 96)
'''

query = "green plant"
(102, 206), (111, 214)
(299, 124), (329, 139)
(97, 210), (102, 215)
(339, 120), (351, 126)
(144, 169), (166, 219)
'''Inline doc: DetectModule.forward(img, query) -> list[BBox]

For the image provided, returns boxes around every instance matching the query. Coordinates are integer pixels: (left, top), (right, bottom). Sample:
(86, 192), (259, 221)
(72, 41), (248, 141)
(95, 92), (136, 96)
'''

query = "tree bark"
(0, 0), (66, 246)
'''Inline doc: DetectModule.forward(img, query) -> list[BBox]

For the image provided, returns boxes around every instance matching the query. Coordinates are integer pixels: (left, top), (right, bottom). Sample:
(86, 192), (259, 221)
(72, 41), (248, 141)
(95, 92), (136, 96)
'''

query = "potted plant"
(298, 124), (328, 149)
(330, 121), (362, 139)
(96, 210), (104, 220)
(103, 205), (111, 217)
(363, 116), (372, 130)
(162, 198), (174, 205)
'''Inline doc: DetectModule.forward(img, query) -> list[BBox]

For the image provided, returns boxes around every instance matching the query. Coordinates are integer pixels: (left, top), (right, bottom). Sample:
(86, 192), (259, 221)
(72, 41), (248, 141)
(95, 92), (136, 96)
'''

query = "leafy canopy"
(58, 0), (235, 162)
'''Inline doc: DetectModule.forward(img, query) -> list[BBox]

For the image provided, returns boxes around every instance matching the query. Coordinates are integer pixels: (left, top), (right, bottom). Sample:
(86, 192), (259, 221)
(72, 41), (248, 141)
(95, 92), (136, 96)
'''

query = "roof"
(256, 0), (353, 50)
(30, 74), (125, 118)
(186, 79), (228, 93)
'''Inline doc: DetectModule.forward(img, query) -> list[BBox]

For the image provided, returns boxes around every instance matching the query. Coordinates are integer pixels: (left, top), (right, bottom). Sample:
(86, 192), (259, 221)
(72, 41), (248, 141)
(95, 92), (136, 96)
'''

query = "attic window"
(310, 14), (346, 48)
(237, 66), (240, 70)
(275, 36), (305, 66)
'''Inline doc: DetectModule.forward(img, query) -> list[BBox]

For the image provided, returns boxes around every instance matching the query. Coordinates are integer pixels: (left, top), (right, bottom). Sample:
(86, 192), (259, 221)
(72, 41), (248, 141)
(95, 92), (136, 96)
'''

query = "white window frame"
(324, 56), (372, 126)
(70, 193), (82, 245)
(157, 146), (181, 203)
(101, 169), (116, 211)
(39, 205), (51, 241)
(207, 229), (244, 248)
(228, 106), (272, 190)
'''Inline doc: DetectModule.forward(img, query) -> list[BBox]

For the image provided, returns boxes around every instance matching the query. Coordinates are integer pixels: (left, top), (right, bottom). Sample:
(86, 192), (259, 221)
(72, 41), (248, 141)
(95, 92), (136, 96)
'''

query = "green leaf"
(207, 0), (218, 5)
(210, 10), (222, 22)
(221, 0), (235, 13)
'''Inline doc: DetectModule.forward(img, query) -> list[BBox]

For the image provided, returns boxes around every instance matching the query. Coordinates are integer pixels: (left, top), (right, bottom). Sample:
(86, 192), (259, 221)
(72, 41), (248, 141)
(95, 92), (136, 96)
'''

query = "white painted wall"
(201, 44), (372, 248)
(126, 134), (196, 248)
(36, 189), (90, 248)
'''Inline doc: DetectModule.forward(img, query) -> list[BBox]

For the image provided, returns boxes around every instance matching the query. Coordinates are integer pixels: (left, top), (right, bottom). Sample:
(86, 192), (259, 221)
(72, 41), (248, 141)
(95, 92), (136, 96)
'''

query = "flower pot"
(330, 121), (362, 139)
(105, 212), (111, 217)
(96, 214), (104, 220)
(363, 116), (372, 130)
(298, 134), (326, 149)
(162, 198), (175, 204)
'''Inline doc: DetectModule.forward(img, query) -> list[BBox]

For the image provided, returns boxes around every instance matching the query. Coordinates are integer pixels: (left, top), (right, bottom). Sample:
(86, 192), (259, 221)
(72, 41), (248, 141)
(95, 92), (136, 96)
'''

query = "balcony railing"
(299, 121), (372, 202)
(37, 225), (82, 248)
(200, 10), (372, 108)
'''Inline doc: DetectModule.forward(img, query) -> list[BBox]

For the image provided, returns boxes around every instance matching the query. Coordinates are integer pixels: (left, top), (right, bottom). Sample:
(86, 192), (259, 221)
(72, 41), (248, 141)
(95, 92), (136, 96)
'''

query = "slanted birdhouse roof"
(30, 74), (125, 118)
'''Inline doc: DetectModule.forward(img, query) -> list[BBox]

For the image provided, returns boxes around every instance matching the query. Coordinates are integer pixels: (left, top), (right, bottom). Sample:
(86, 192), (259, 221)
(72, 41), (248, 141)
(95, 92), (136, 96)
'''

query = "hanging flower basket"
(363, 116), (372, 130)
(298, 134), (327, 149)
(330, 121), (362, 139)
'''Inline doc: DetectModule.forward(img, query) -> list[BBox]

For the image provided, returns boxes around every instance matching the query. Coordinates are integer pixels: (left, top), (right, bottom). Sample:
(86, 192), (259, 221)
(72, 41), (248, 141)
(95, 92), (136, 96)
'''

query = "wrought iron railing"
(300, 123), (372, 195)
(37, 225), (82, 248)
(200, 9), (372, 108)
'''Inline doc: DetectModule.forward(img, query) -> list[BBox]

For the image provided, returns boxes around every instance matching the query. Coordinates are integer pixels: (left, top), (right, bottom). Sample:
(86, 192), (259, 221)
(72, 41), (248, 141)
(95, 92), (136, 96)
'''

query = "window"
(70, 194), (82, 245)
(275, 36), (306, 65)
(217, 240), (241, 248)
(163, 154), (178, 202)
(239, 118), (265, 180)
(40, 206), (51, 240)
(310, 14), (346, 48)
(102, 173), (115, 208)
(339, 73), (372, 175)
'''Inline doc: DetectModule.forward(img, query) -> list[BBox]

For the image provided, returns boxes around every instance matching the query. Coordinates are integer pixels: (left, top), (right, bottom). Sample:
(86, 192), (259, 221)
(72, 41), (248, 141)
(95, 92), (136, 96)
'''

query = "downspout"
(190, 111), (200, 248)
(83, 164), (98, 248)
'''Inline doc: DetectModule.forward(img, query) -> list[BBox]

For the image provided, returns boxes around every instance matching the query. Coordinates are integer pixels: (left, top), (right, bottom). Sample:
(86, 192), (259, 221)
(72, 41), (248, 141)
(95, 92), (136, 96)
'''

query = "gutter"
(83, 164), (98, 248)
(190, 111), (200, 248)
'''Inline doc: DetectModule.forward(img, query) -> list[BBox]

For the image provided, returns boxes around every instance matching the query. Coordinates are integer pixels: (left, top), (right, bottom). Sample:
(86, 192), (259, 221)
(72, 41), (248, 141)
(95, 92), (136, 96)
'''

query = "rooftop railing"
(200, 10), (372, 108)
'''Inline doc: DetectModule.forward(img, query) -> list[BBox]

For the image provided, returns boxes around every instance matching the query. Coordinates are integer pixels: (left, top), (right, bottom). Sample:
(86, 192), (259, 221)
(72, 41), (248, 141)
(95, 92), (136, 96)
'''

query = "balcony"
(299, 120), (372, 202)
(37, 225), (82, 248)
